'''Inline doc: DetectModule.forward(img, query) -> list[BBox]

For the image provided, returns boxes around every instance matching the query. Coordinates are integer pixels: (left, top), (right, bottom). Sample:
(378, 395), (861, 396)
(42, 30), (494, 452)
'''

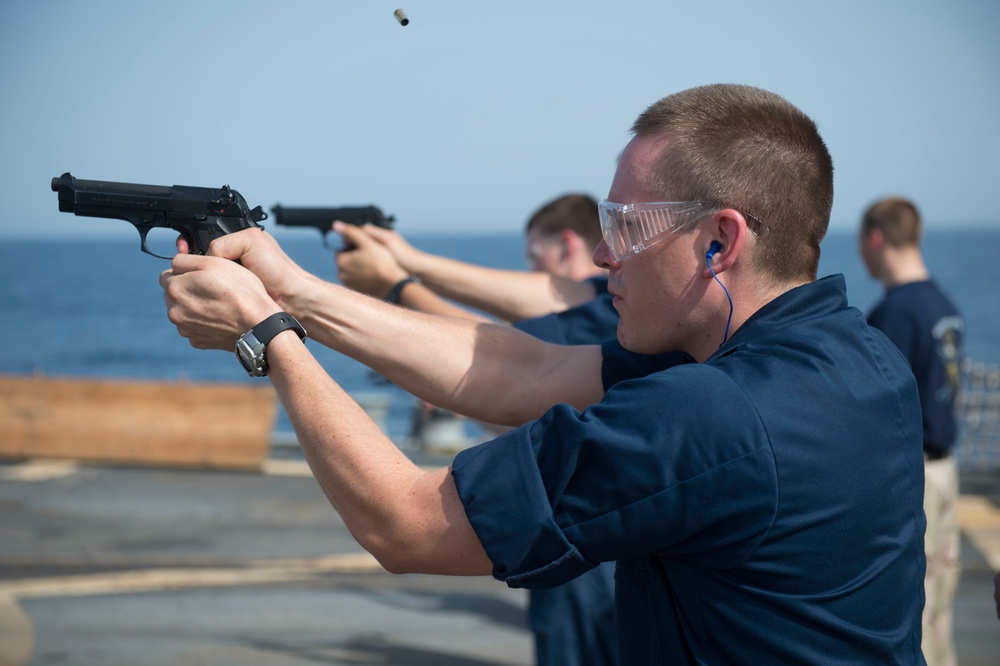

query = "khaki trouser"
(922, 456), (960, 666)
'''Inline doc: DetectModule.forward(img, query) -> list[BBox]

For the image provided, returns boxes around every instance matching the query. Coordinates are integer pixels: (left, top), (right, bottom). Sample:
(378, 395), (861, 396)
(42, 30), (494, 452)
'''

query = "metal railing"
(956, 359), (1000, 471)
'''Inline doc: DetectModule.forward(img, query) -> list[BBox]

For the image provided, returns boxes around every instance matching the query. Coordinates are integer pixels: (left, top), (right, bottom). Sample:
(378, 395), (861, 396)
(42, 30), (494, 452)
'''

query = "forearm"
(397, 281), (492, 323)
(264, 331), (490, 575)
(277, 273), (605, 425)
(405, 253), (594, 321)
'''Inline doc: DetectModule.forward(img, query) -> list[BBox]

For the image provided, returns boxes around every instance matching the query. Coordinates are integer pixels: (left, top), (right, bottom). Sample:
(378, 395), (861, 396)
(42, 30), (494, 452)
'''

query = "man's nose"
(592, 238), (618, 270)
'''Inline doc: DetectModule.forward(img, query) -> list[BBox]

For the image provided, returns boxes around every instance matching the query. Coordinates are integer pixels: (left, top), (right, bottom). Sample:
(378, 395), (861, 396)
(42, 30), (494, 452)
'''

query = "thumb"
(206, 227), (266, 261)
(333, 221), (373, 250)
(361, 224), (398, 246)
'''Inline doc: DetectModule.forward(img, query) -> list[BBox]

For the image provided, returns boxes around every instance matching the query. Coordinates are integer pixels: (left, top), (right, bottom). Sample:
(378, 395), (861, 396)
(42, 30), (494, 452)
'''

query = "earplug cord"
(707, 248), (733, 344)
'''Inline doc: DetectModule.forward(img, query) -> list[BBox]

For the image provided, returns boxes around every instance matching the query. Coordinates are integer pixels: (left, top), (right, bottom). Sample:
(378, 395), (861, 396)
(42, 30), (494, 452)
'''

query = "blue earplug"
(707, 241), (723, 261)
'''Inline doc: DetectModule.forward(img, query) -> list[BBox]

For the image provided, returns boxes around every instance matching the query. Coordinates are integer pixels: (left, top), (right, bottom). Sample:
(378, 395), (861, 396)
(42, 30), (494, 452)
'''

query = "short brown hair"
(631, 84), (834, 282)
(861, 197), (921, 248)
(525, 193), (601, 250)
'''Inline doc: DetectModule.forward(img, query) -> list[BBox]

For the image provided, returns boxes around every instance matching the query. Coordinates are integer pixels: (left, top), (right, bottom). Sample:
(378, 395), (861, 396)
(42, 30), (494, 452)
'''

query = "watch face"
(238, 350), (256, 374)
(236, 333), (268, 377)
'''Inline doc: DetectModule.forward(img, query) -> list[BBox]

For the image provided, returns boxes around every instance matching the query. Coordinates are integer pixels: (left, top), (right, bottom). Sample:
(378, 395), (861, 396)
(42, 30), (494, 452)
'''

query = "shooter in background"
(335, 193), (613, 336)
(337, 193), (619, 666)
(859, 196), (965, 666)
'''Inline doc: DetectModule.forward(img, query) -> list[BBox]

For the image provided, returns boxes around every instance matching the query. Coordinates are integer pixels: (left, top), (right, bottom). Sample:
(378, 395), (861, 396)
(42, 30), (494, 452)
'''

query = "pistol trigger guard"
(136, 225), (153, 256)
(136, 225), (170, 260)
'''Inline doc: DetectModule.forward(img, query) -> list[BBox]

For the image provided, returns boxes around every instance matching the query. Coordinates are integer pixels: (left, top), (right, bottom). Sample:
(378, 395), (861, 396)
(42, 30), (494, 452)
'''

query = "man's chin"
(617, 328), (651, 355)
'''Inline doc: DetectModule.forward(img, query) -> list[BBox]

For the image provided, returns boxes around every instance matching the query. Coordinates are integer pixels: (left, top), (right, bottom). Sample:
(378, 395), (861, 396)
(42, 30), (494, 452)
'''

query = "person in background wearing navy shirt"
(860, 196), (965, 666)
(162, 83), (925, 664)
(335, 194), (619, 666)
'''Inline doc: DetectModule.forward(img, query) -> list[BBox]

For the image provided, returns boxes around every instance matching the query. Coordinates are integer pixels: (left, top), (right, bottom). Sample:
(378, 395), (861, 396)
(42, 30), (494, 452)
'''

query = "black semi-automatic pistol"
(51, 172), (268, 258)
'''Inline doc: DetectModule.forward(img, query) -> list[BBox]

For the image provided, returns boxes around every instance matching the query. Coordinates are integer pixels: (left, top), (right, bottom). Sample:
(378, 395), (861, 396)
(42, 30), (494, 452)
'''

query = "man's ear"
(702, 210), (747, 278)
(560, 229), (583, 259)
(863, 227), (884, 250)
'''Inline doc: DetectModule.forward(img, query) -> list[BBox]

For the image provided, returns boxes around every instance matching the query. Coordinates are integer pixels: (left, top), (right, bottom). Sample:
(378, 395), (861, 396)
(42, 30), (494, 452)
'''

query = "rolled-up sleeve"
(452, 420), (598, 587)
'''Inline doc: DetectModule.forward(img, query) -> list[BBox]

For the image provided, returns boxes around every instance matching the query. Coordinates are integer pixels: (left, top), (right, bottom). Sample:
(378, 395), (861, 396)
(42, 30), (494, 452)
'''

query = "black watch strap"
(385, 276), (419, 304)
(252, 312), (307, 345)
(236, 312), (306, 378)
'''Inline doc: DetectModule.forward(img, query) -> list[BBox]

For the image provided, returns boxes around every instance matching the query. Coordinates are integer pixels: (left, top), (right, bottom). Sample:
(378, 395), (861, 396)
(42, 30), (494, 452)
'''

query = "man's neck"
(880, 247), (930, 289)
(690, 277), (808, 363)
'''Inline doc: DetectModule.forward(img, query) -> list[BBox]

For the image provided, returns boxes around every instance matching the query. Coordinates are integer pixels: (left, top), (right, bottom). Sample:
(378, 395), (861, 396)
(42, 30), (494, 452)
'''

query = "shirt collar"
(709, 274), (849, 360)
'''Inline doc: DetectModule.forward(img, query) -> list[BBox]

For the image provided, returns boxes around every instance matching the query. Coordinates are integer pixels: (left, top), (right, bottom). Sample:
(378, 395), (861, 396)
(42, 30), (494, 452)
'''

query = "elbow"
(363, 535), (408, 574)
(354, 522), (479, 577)
(338, 468), (485, 576)
(354, 528), (425, 575)
(375, 552), (415, 575)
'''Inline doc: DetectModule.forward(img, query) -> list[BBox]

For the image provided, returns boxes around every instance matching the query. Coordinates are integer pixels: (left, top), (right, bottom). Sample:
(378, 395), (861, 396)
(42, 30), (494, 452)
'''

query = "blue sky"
(2, 0), (997, 240)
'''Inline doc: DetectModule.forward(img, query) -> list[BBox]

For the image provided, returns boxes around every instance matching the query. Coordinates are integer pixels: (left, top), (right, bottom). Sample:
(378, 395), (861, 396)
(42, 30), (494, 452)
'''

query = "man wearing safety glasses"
(162, 84), (924, 664)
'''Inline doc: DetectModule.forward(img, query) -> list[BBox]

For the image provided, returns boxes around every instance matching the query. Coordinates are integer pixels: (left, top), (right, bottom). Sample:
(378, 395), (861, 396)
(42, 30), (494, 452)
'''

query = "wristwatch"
(385, 276), (419, 304)
(235, 312), (307, 377)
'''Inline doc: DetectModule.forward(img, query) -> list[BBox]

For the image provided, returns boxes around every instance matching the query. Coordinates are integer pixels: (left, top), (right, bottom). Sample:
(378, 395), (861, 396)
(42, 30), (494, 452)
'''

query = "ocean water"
(1, 227), (997, 439)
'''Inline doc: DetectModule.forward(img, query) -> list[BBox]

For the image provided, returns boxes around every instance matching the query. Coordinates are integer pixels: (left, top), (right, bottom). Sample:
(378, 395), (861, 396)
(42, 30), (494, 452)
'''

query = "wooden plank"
(0, 375), (277, 470)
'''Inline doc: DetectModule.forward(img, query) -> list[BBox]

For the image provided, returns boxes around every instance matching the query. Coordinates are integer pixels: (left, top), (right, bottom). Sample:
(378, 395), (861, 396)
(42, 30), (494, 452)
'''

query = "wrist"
(272, 271), (320, 318)
(399, 248), (431, 279)
(235, 311), (307, 377)
(385, 276), (419, 304)
(379, 268), (412, 293)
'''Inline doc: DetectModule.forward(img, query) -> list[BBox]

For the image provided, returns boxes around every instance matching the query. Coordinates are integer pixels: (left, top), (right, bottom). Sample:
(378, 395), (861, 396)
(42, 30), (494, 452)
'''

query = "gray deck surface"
(1, 455), (997, 665)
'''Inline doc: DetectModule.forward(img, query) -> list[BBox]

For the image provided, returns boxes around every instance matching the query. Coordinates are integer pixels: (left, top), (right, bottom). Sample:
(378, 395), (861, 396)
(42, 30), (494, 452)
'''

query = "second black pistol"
(270, 204), (396, 248)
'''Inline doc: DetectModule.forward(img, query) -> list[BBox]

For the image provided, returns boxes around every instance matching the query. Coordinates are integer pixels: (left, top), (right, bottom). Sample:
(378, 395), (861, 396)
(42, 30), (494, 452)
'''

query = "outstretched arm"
(166, 227), (605, 426)
(344, 223), (598, 321)
(334, 224), (492, 322)
(285, 271), (601, 424)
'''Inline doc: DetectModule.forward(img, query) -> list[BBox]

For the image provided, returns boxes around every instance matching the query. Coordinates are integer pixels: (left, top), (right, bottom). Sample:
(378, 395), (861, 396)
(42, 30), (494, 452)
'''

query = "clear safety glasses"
(598, 200), (769, 262)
